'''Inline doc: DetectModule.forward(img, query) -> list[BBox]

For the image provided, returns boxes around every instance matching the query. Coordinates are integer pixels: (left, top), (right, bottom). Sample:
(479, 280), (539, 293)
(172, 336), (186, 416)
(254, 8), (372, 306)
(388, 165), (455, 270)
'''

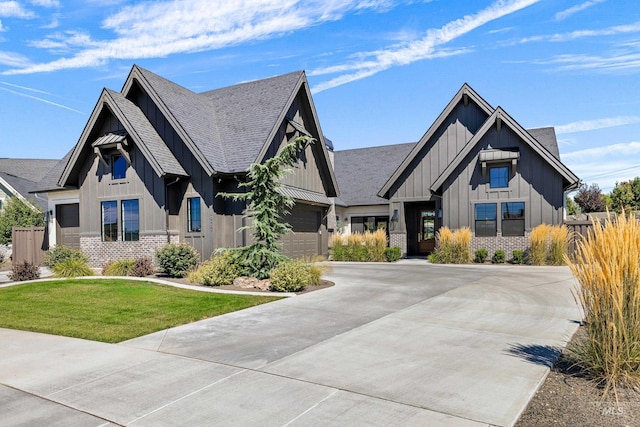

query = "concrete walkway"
(0, 262), (581, 426)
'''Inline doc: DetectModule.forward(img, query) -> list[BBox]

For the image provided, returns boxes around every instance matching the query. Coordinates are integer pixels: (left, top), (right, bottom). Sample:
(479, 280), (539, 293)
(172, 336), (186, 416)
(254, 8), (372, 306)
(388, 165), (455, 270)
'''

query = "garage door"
(281, 204), (322, 259)
(56, 203), (80, 249)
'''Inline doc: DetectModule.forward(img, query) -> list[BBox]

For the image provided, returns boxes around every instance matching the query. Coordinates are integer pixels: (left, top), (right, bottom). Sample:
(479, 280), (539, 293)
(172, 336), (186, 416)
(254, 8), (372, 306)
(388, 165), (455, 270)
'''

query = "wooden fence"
(564, 220), (593, 257)
(11, 226), (48, 265)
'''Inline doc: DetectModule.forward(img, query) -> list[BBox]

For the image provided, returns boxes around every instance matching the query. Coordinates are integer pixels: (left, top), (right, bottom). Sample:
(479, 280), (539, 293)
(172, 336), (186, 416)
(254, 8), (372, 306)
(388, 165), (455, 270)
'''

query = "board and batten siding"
(441, 124), (564, 232)
(389, 101), (488, 201)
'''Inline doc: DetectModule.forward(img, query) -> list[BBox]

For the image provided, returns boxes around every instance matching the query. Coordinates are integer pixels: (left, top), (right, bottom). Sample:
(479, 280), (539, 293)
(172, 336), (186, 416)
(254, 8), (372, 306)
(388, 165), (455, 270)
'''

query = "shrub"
(549, 225), (569, 266)
(474, 248), (488, 263)
(529, 224), (551, 265)
(155, 243), (200, 278)
(132, 257), (155, 277)
(384, 246), (402, 262)
(103, 259), (136, 276)
(9, 261), (40, 281)
(511, 250), (525, 265)
(43, 245), (88, 269)
(568, 211), (640, 396)
(269, 259), (313, 292)
(492, 249), (506, 264)
(188, 252), (240, 286)
(53, 258), (94, 278)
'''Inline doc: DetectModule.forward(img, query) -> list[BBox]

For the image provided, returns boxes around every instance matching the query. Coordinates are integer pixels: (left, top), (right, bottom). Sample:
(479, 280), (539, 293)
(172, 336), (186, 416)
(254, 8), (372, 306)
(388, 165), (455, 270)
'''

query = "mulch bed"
(516, 326), (640, 427)
(157, 275), (335, 295)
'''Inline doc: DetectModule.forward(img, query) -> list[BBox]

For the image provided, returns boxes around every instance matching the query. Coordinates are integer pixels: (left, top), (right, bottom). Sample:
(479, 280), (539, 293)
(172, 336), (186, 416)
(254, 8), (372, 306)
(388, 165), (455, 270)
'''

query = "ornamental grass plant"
(549, 225), (570, 266)
(567, 211), (640, 398)
(431, 226), (471, 264)
(529, 223), (551, 265)
(330, 229), (387, 262)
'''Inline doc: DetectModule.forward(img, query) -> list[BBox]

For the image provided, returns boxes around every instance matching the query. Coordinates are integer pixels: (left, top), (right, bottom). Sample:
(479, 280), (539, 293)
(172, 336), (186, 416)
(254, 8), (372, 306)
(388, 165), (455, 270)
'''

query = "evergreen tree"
(0, 197), (45, 244)
(221, 136), (313, 278)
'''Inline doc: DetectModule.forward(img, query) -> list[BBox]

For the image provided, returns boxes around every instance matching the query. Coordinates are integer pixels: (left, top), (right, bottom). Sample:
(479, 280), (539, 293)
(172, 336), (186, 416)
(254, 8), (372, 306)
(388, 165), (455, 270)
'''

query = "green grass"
(0, 279), (280, 343)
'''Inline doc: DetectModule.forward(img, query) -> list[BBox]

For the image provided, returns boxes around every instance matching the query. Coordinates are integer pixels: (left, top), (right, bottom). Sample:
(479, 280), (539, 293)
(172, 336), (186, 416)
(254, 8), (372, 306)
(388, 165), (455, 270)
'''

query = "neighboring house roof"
(32, 150), (74, 193)
(334, 142), (416, 206)
(527, 127), (560, 160)
(0, 159), (58, 211)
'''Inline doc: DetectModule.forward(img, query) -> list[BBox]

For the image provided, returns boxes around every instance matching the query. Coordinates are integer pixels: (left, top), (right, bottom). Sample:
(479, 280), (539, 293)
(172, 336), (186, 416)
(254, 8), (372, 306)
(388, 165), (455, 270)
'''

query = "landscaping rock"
(233, 276), (259, 288)
(254, 279), (271, 291)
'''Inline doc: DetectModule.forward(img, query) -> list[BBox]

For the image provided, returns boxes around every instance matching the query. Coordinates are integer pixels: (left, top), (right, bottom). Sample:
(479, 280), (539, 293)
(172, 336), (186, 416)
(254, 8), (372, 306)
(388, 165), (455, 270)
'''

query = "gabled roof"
(335, 143), (416, 206)
(32, 149), (74, 193)
(378, 83), (494, 198)
(0, 172), (47, 211)
(0, 159), (58, 183)
(527, 127), (560, 160)
(430, 107), (579, 192)
(58, 89), (187, 187)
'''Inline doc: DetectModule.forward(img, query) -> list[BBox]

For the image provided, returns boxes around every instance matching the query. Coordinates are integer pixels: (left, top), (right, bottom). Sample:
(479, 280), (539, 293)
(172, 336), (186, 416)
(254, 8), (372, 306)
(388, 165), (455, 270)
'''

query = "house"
(334, 84), (579, 258)
(37, 65), (338, 267)
(0, 158), (58, 213)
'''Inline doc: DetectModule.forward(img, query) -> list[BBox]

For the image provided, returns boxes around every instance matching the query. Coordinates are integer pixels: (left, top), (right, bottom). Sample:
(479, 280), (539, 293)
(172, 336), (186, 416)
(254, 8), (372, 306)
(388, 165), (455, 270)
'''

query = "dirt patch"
(516, 326), (640, 427)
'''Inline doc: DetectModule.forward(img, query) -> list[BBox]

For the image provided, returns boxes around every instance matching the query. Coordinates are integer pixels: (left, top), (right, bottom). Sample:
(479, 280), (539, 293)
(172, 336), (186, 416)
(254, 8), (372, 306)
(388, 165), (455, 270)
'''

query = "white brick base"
(470, 232), (530, 261)
(389, 232), (407, 257)
(81, 234), (178, 268)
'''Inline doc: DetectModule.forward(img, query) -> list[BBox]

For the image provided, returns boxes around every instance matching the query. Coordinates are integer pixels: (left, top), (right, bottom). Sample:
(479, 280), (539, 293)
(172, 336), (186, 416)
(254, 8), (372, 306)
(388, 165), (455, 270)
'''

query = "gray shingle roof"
(32, 150), (73, 192)
(0, 159), (58, 182)
(106, 89), (187, 177)
(527, 127), (560, 160)
(334, 142), (416, 206)
(0, 172), (48, 210)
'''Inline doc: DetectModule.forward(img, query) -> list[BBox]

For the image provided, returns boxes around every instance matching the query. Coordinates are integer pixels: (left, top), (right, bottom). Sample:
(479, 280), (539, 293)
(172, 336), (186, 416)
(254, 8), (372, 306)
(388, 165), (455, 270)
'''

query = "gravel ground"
(516, 327), (639, 427)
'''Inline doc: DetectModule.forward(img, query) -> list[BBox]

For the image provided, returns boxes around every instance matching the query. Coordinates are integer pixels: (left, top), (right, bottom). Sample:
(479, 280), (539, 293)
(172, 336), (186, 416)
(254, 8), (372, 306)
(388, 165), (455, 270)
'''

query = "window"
(350, 216), (388, 234)
(102, 201), (118, 241)
(475, 203), (497, 237)
(122, 199), (139, 241)
(112, 155), (126, 179)
(188, 197), (201, 232)
(490, 166), (509, 188)
(502, 202), (525, 236)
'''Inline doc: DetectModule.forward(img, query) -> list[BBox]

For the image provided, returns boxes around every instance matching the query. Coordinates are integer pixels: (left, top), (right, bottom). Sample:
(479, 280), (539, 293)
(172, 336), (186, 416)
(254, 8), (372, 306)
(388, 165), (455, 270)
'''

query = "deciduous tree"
(0, 197), (45, 244)
(574, 183), (606, 213)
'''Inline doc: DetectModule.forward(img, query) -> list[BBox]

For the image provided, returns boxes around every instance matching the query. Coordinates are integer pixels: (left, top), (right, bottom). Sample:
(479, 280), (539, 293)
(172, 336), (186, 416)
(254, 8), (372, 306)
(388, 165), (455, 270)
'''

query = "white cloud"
(1, 80), (51, 94)
(0, 1), (34, 18)
(0, 50), (32, 67)
(555, 116), (640, 134)
(3, 0), (398, 75)
(311, 0), (540, 92)
(543, 49), (640, 73)
(563, 141), (640, 160)
(30, 0), (59, 7)
(555, 0), (604, 21)
(518, 21), (640, 43)
(0, 19), (4, 31)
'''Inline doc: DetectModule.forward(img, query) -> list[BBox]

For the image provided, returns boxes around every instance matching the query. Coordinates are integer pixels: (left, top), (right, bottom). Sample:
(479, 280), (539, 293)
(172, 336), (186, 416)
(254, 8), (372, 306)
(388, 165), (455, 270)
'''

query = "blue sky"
(0, 0), (638, 192)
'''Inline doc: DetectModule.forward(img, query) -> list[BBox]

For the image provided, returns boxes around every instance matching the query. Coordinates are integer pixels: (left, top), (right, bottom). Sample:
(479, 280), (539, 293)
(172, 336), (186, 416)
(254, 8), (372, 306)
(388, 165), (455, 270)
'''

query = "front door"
(418, 209), (436, 255)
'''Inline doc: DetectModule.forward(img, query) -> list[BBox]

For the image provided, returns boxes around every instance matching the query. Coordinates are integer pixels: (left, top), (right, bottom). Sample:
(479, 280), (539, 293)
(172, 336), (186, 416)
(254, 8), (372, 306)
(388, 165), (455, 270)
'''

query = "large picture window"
(502, 202), (525, 236)
(112, 155), (126, 179)
(490, 166), (509, 188)
(475, 203), (497, 237)
(351, 216), (388, 234)
(122, 199), (139, 241)
(101, 201), (118, 241)
(187, 197), (201, 232)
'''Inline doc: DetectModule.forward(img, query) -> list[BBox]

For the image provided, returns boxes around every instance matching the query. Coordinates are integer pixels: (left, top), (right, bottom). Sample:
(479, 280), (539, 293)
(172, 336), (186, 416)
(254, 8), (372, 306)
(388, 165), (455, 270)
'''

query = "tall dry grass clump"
(329, 229), (387, 262)
(529, 223), (551, 265)
(567, 211), (640, 397)
(549, 224), (569, 265)
(431, 226), (471, 264)
(364, 229), (387, 262)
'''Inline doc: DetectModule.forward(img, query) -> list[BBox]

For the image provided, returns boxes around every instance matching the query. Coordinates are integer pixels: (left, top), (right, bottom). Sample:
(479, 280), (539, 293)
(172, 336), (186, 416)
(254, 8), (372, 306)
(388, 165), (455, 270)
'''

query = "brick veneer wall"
(470, 232), (530, 261)
(81, 234), (179, 268)
(390, 232), (407, 257)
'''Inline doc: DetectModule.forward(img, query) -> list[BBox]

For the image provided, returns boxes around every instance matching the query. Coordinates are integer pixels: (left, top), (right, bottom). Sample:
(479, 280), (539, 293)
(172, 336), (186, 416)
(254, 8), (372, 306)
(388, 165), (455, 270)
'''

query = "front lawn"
(0, 279), (280, 343)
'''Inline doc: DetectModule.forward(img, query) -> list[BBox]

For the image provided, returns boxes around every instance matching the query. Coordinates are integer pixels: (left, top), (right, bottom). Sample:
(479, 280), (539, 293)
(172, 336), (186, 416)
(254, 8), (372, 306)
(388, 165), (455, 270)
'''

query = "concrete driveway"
(0, 262), (581, 426)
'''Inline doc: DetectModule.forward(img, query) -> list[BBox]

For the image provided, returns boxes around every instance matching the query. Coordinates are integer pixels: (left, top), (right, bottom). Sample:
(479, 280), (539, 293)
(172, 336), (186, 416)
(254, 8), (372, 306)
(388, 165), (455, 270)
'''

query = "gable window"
(502, 202), (525, 236)
(102, 201), (118, 241)
(475, 203), (497, 237)
(187, 197), (201, 232)
(112, 154), (127, 179)
(122, 199), (140, 241)
(490, 166), (509, 188)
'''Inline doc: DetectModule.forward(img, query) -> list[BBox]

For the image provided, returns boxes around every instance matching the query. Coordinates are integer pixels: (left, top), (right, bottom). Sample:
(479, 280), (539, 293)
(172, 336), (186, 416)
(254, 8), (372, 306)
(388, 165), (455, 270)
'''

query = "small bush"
(511, 250), (525, 265)
(53, 258), (94, 278)
(132, 257), (155, 277)
(9, 261), (40, 281)
(384, 246), (402, 262)
(269, 259), (313, 292)
(474, 248), (488, 263)
(102, 259), (136, 276)
(155, 243), (200, 278)
(492, 249), (506, 264)
(43, 245), (88, 269)
(188, 252), (240, 286)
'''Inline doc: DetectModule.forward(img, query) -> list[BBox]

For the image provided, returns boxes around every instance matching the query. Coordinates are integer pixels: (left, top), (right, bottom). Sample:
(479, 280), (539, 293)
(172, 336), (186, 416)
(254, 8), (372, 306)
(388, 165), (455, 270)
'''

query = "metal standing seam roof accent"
(91, 130), (127, 147)
(287, 119), (311, 136)
(277, 185), (332, 206)
(478, 148), (520, 162)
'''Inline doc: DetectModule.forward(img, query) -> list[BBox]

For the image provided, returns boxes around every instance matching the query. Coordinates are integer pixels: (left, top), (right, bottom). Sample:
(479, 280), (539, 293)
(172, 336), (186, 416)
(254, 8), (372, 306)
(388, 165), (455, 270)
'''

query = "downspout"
(165, 177), (181, 243)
